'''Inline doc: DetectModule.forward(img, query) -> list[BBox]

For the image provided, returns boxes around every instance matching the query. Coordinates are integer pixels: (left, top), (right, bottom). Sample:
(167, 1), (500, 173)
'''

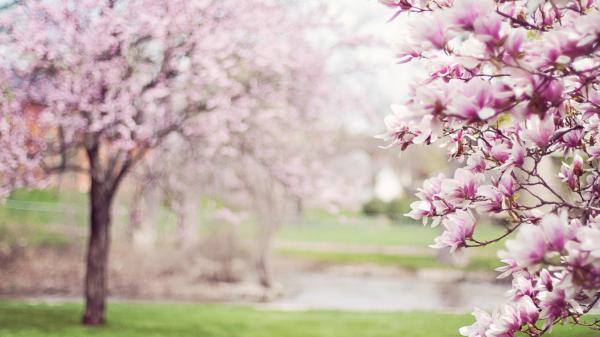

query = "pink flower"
(416, 173), (445, 202)
(559, 162), (578, 190)
(538, 278), (578, 329)
(498, 175), (515, 197)
(411, 14), (450, 50)
(503, 224), (546, 268)
(431, 210), (476, 252)
(475, 185), (504, 213)
(442, 168), (482, 204)
(540, 212), (570, 252)
(588, 145), (600, 161)
(516, 296), (539, 324)
(460, 308), (493, 337)
(450, 0), (495, 30)
(486, 304), (522, 337)
(522, 115), (555, 148)
(507, 272), (535, 300)
(576, 223), (600, 258)
(496, 257), (520, 279)
(490, 143), (511, 162)
(504, 29), (525, 57)
(561, 129), (583, 149)
(572, 154), (584, 176)
(406, 200), (435, 221)
(447, 79), (511, 122)
(509, 143), (526, 168)
(467, 153), (486, 173)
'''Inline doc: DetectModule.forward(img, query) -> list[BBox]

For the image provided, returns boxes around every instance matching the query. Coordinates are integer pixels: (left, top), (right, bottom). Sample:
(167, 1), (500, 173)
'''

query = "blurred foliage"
(385, 198), (415, 223)
(361, 197), (417, 224)
(362, 198), (387, 217)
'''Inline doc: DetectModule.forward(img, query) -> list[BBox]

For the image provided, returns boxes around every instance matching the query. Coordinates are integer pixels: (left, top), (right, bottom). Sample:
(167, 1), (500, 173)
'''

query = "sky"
(323, 0), (422, 134)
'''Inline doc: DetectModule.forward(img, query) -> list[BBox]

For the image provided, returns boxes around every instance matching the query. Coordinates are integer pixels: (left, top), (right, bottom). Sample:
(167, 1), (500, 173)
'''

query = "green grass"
(278, 249), (501, 272)
(277, 216), (506, 249)
(0, 301), (596, 337)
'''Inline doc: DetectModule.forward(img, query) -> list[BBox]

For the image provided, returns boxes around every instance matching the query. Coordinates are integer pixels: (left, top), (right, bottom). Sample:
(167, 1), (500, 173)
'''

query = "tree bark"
(82, 177), (114, 325)
(256, 218), (274, 288)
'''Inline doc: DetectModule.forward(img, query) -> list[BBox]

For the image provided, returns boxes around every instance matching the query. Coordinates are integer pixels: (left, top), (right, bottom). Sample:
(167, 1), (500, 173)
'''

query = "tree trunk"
(82, 177), (114, 326)
(256, 219), (274, 288)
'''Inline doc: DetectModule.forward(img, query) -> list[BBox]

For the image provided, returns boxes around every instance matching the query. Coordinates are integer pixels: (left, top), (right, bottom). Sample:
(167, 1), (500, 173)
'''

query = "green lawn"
(278, 249), (501, 272)
(0, 301), (596, 337)
(276, 212), (506, 270)
(277, 212), (506, 250)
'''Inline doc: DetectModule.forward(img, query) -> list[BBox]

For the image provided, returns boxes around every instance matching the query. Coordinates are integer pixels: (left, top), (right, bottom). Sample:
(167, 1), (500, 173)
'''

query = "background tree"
(0, 0), (317, 325)
(380, 0), (600, 336)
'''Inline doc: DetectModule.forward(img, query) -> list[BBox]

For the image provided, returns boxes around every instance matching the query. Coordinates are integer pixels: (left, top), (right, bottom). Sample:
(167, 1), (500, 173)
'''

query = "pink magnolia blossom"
(431, 210), (476, 253)
(380, 0), (600, 334)
(521, 115), (555, 148)
(502, 224), (547, 269)
(460, 308), (493, 337)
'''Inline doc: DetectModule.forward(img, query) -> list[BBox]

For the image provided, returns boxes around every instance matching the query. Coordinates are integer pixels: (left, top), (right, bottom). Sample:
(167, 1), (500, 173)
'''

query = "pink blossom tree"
(380, 0), (600, 335)
(126, 9), (357, 286)
(0, 0), (317, 325)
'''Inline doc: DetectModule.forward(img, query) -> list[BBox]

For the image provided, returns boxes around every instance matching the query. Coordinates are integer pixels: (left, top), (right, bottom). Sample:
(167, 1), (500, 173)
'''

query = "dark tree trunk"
(82, 177), (115, 325)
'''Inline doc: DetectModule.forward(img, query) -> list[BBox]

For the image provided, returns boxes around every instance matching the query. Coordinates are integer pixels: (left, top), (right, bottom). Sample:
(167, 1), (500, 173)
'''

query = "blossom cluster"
(380, 0), (600, 335)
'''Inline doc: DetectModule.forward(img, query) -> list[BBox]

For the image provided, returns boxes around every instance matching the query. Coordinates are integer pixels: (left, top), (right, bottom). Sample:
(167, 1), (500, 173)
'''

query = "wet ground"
(266, 268), (507, 312)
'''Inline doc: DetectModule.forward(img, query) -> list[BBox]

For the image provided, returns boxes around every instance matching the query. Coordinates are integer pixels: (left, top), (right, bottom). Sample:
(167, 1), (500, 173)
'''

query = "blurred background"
(0, 0), (507, 308)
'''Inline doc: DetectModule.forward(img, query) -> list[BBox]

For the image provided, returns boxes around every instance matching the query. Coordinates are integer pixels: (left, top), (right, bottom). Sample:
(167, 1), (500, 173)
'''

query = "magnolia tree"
(380, 0), (600, 335)
(0, 0), (314, 325)
(129, 13), (354, 286)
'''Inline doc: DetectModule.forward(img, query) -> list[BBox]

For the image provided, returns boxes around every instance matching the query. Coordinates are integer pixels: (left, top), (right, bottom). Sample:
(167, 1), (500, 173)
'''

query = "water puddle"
(267, 272), (507, 312)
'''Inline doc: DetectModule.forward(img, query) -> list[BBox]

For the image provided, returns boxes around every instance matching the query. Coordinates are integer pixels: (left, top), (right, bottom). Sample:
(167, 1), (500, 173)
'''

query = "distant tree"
(380, 0), (600, 336)
(0, 0), (318, 325)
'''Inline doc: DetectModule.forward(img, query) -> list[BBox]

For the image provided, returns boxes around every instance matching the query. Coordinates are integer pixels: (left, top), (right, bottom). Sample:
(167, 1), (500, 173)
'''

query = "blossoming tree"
(380, 0), (600, 335)
(0, 0), (313, 325)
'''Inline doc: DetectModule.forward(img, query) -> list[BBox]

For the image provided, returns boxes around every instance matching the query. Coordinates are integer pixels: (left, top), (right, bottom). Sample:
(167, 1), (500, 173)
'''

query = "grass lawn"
(276, 212), (507, 270)
(0, 301), (597, 337)
(277, 249), (501, 272)
(277, 212), (506, 250)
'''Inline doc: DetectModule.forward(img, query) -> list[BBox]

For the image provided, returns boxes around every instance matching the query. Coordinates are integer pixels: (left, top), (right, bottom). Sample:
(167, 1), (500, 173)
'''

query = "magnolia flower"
(474, 185), (504, 213)
(559, 162), (578, 190)
(587, 145), (600, 161)
(572, 154), (584, 176)
(406, 200), (435, 221)
(460, 308), (493, 337)
(577, 223), (600, 258)
(486, 304), (522, 337)
(447, 79), (511, 122)
(538, 278), (580, 329)
(497, 175), (515, 198)
(503, 224), (546, 268)
(540, 212), (570, 252)
(507, 272), (535, 300)
(522, 115), (555, 148)
(516, 296), (539, 324)
(496, 257), (520, 279)
(431, 210), (476, 252)
(504, 29), (525, 57)
(416, 173), (445, 202)
(467, 153), (486, 173)
(509, 143), (526, 168)
(442, 168), (482, 204)
(561, 129), (583, 149)
(490, 143), (511, 162)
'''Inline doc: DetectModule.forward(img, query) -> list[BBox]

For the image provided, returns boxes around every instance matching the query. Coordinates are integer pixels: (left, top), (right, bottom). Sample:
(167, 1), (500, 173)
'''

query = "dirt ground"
(0, 243), (277, 302)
